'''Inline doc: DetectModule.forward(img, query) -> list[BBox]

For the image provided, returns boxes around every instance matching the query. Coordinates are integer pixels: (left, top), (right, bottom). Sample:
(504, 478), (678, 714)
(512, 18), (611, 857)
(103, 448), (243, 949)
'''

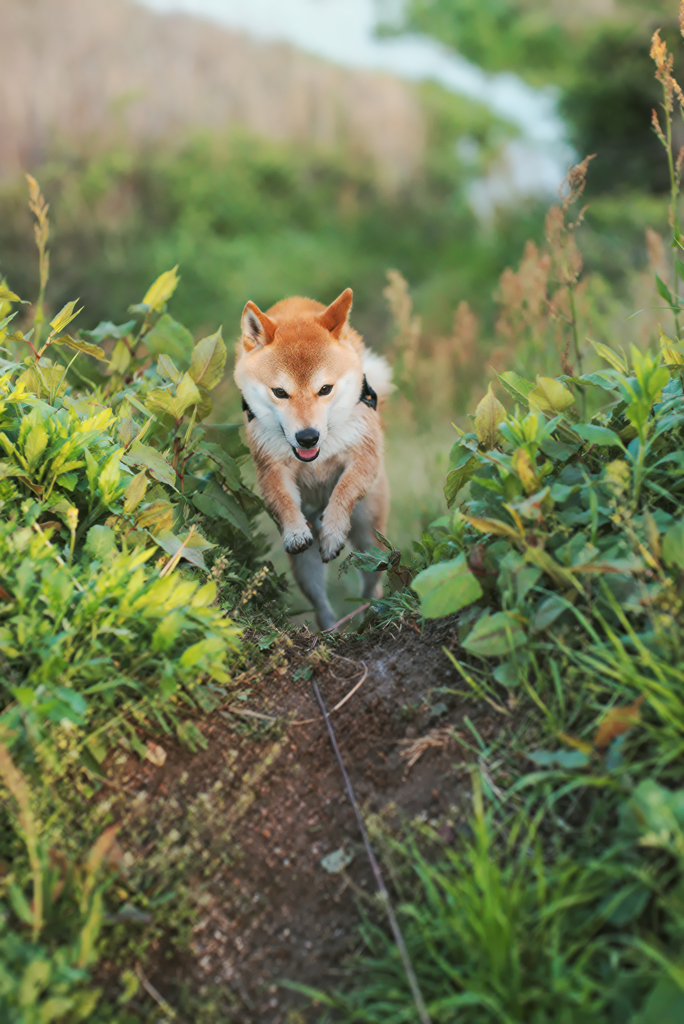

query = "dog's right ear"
(241, 301), (277, 352)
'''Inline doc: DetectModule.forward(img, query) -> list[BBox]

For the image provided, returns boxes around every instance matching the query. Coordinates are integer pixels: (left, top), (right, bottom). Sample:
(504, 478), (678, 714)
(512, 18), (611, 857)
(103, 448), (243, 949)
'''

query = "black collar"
(241, 374), (377, 422)
(358, 374), (377, 410)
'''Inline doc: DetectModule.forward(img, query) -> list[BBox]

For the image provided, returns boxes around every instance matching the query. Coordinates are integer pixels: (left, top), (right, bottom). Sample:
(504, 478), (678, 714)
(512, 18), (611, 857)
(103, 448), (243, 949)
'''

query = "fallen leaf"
(594, 696), (645, 750)
(145, 741), (167, 767)
(320, 847), (354, 873)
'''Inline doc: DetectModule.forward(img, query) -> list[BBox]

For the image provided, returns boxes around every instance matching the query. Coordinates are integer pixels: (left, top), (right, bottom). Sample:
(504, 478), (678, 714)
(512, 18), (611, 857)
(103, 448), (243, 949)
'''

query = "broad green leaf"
(85, 525), (117, 559)
(145, 373), (201, 421)
(49, 298), (83, 335)
(573, 423), (624, 447)
(473, 383), (505, 449)
(38, 996), (76, 1022)
(201, 442), (242, 489)
(123, 470), (148, 513)
(19, 956), (51, 1004)
(157, 353), (181, 383)
(142, 266), (179, 311)
(122, 440), (175, 488)
(444, 455), (478, 506)
(24, 423), (48, 472)
(97, 448), (123, 504)
(662, 519), (684, 569)
(527, 376), (575, 414)
(135, 500), (174, 533)
(412, 555), (483, 619)
(0, 282), (20, 303)
(54, 335), (107, 361)
(109, 338), (132, 374)
(143, 314), (193, 368)
(658, 324), (683, 367)
(631, 975), (684, 1024)
(9, 882), (34, 926)
(201, 422), (248, 458)
(155, 528), (213, 569)
(497, 370), (534, 403)
(461, 514), (522, 541)
(463, 611), (526, 657)
(530, 594), (568, 633)
(590, 340), (628, 374)
(192, 480), (250, 536)
(189, 327), (227, 390)
(83, 319), (136, 343)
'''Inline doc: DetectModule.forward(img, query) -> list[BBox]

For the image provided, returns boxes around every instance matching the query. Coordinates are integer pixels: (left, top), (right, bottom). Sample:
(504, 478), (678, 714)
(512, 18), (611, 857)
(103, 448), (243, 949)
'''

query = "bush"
(0, 177), (279, 1020)
(333, 21), (684, 1023)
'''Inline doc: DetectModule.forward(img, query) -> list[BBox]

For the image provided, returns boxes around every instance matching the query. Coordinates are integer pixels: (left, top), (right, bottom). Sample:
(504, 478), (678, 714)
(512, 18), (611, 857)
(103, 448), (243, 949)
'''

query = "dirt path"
(106, 617), (503, 1022)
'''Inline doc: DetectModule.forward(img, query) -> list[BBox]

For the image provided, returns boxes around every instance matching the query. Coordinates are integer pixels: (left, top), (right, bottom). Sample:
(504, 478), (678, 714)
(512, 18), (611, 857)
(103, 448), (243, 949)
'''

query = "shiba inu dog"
(234, 288), (392, 630)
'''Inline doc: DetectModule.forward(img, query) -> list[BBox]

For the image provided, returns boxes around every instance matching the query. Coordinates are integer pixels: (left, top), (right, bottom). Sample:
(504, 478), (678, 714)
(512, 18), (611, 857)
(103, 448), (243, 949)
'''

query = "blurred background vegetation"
(1, 0), (678, 613)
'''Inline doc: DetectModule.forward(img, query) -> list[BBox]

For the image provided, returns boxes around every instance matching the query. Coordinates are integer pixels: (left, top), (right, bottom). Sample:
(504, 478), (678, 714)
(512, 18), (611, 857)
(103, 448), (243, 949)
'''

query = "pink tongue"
(297, 448), (319, 460)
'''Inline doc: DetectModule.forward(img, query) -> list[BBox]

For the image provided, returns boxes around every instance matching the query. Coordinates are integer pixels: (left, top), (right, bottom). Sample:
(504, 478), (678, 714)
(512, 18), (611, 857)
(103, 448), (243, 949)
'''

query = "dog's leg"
(318, 413), (384, 563)
(349, 472), (389, 601)
(253, 454), (313, 554)
(289, 545), (337, 631)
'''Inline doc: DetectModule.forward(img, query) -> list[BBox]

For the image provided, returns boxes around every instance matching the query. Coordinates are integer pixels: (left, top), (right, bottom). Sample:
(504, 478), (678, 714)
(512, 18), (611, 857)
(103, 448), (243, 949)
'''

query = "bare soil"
(105, 616), (505, 1023)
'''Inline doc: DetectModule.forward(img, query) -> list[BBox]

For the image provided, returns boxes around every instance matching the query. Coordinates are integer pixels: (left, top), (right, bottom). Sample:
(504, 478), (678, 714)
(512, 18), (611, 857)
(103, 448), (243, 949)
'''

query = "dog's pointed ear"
(241, 301), (277, 352)
(316, 288), (353, 340)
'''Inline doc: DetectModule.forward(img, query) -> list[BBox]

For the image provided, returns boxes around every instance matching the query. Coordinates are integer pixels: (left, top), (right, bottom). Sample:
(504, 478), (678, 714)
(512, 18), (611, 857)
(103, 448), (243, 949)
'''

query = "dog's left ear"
(316, 288), (353, 340)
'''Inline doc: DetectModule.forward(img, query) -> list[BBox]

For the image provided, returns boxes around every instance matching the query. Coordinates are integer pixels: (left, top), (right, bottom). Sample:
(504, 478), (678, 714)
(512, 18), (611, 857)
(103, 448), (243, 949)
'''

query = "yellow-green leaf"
(528, 376), (575, 414)
(412, 555), (483, 619)
(460, 514), (523, 542)
(123, 470), (148, 513)
(142, 266), (179, 312)
(512, 447), (538, 494)
(474, 383), (506, 449)
(49, 299), (83, 335)
(157, 353), (181, 383)
(189, 327), (227, 390)
(659, 324), (684, 367)
(54, 335), (107, 361)
(0, 282), (20, 303)
(590, 339), (628, 374)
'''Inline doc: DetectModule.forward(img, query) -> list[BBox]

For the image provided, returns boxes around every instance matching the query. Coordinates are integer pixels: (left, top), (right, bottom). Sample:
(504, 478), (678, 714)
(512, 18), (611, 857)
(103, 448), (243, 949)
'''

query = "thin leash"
(311, 678), (432, 1024)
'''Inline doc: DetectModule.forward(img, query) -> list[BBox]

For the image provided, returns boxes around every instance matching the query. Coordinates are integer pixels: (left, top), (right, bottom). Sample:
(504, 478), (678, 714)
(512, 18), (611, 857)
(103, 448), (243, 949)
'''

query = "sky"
(140, 0), (572, 205)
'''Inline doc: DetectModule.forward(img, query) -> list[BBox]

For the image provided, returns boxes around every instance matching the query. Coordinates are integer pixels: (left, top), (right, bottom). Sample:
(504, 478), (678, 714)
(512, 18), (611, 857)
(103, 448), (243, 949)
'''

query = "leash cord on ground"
(311, 678), (432, 1024)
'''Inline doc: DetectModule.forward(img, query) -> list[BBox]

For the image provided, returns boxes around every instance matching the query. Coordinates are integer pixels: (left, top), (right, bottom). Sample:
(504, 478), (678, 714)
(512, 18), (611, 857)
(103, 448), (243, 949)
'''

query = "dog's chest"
(296, 458), (344, 518)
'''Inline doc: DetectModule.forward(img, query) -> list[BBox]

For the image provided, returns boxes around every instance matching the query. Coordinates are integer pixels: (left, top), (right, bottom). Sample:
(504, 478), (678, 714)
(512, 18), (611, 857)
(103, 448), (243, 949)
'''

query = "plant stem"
(664, 89), (681, 337)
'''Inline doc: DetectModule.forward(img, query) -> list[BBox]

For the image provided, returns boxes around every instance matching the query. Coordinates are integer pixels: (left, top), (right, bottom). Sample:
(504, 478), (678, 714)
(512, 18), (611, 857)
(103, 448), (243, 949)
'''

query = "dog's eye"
(318, 384), (333, 396)
(271, 387), (289, 399)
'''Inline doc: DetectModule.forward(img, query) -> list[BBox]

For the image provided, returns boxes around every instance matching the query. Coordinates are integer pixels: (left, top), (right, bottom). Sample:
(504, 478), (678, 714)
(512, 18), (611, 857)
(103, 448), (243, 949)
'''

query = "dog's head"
(234, 289), (365, 463)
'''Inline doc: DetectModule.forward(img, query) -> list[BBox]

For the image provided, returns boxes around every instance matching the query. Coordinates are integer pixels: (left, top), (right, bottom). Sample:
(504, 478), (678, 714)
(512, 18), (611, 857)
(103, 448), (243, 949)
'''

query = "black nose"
(295, 428), (320, 449)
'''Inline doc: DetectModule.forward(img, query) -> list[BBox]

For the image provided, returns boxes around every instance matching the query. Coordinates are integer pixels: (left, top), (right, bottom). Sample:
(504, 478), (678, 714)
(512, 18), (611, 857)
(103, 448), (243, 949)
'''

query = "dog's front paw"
(284, 523), (314, 554)
(319, 520), (349, 563)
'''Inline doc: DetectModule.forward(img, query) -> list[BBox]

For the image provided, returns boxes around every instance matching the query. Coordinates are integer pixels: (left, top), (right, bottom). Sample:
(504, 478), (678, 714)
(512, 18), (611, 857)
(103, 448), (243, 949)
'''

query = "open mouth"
(293, 446), (320, 462)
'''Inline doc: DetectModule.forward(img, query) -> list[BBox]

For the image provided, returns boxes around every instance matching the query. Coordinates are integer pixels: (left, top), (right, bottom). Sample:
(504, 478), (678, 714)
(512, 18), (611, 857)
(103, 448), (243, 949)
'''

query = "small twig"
(221, 706), (277, 724)
(81, 766), (139, 797)
(311, 678), (432, 1024)
(323, 602), (369, 633)
(135, 964), (180, 1020)
(290, 663), (368, 726)
(398, 726), (460, 769)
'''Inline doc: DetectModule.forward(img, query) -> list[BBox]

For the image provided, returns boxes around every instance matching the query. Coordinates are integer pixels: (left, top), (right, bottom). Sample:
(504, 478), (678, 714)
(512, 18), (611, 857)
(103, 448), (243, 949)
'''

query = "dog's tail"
(362, 351), (394, 407)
